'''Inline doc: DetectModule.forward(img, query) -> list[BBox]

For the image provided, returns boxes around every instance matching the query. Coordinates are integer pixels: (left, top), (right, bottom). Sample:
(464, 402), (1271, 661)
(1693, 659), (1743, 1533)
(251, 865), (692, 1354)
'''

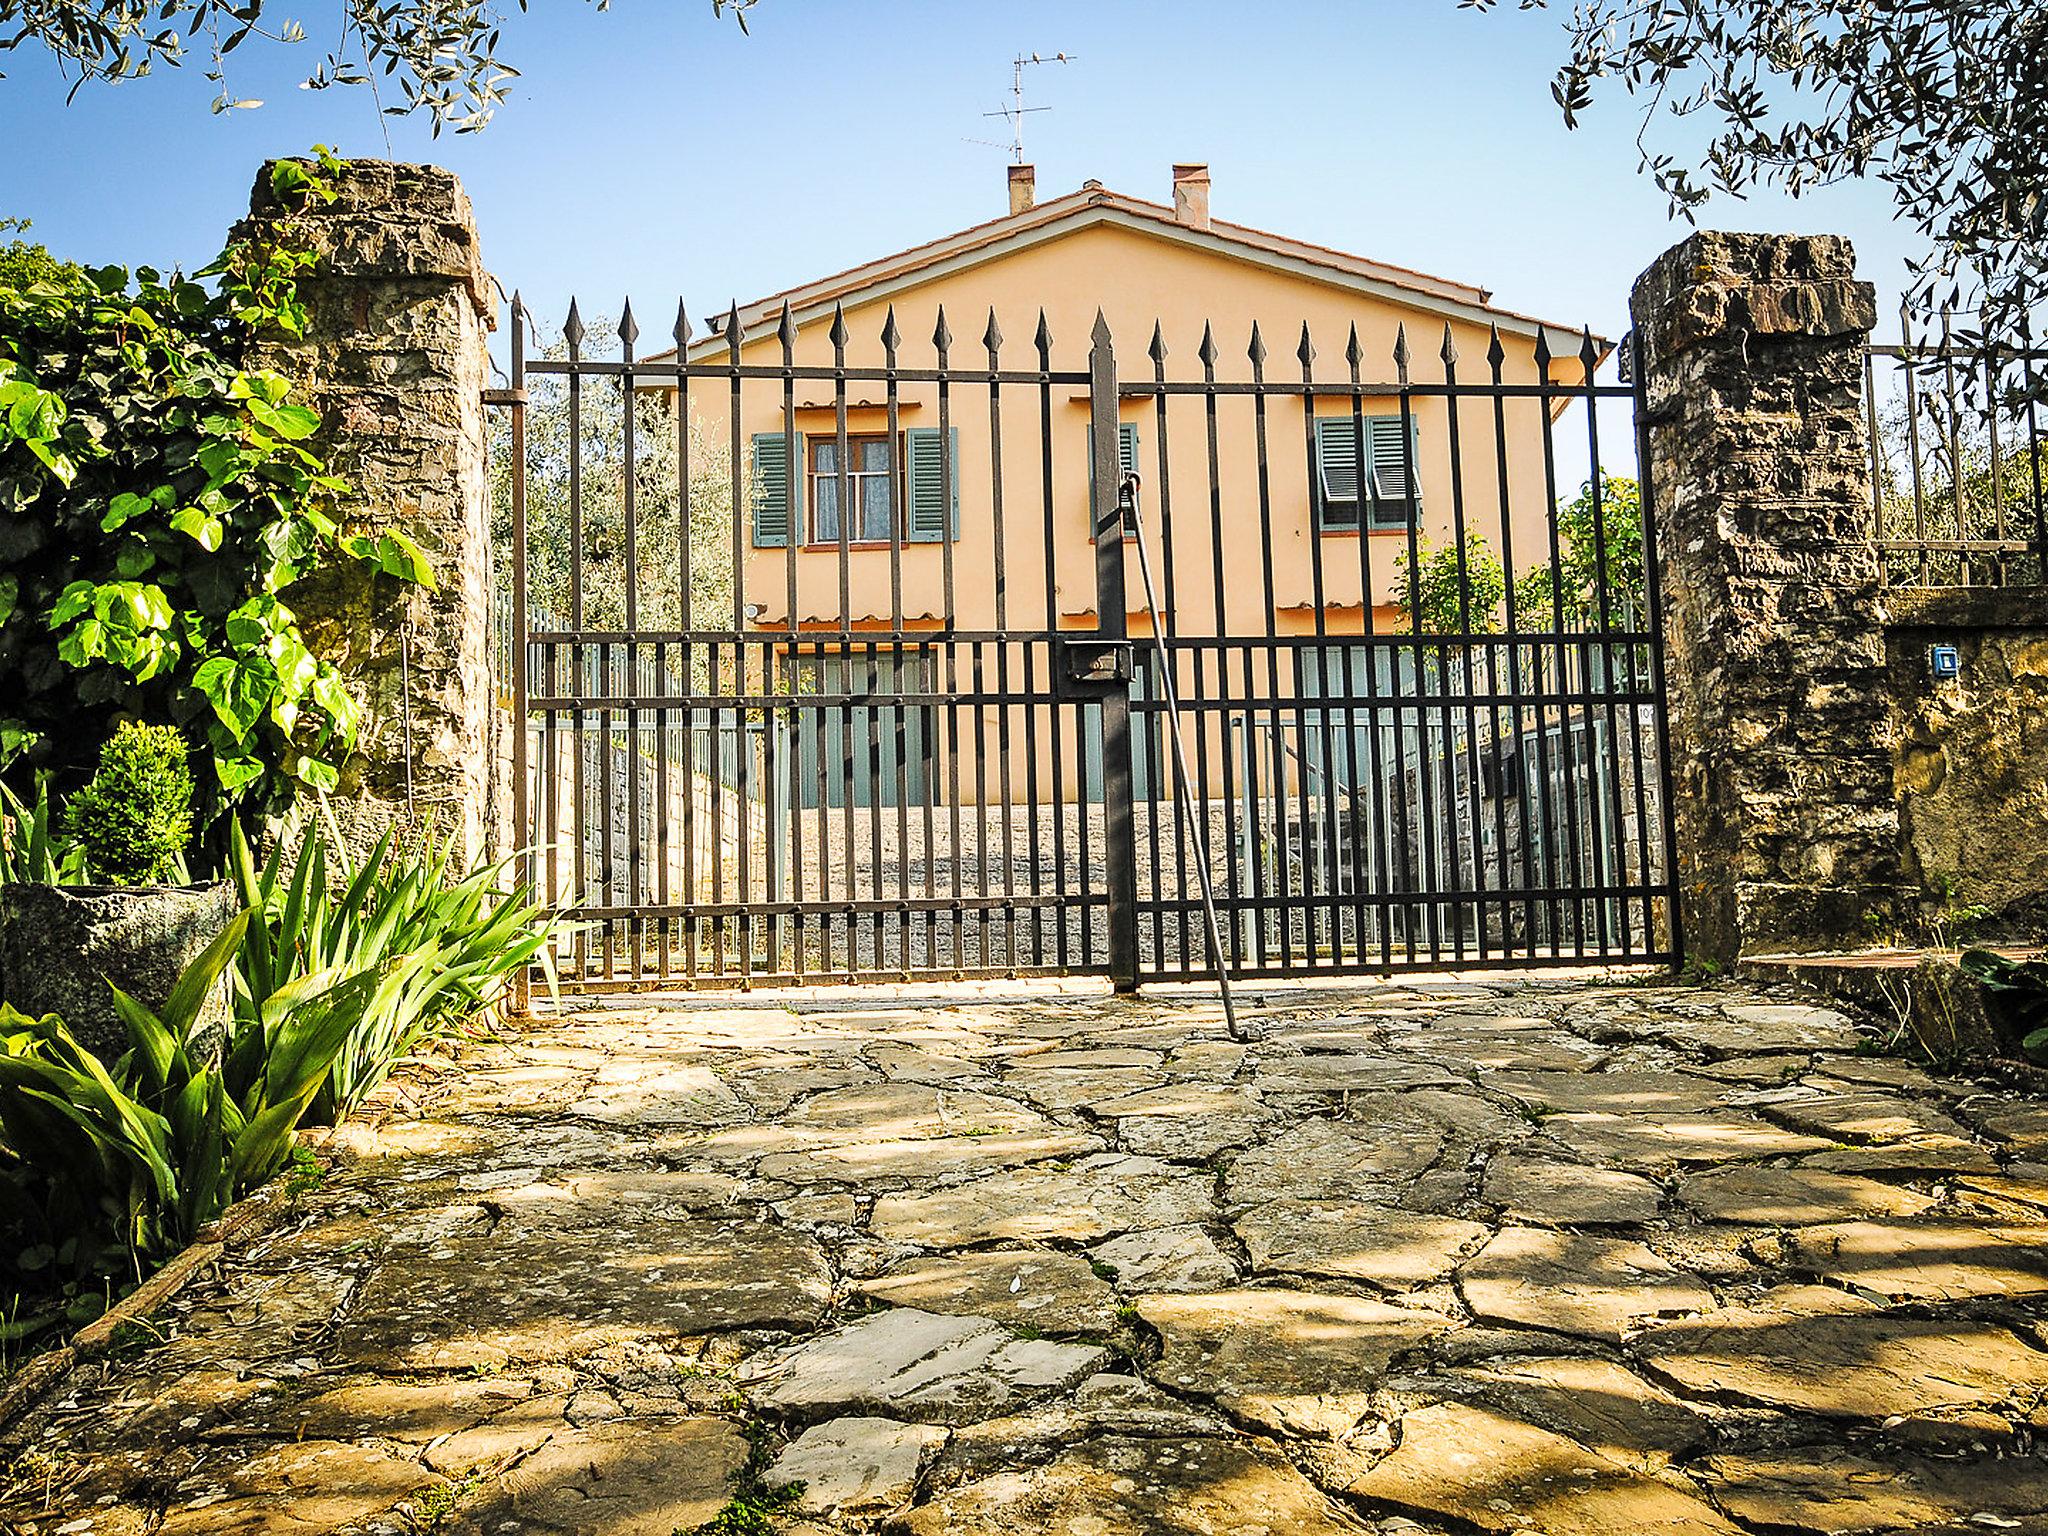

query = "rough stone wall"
(1884, 587), (2048, 927)
(236, 161), (498, 864)
(1630, 232), (1911, 961)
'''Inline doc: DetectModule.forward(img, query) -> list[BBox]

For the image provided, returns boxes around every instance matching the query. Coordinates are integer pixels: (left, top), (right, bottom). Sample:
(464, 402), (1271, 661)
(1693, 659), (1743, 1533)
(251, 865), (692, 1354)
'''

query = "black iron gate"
(496, 292), (1678, 990)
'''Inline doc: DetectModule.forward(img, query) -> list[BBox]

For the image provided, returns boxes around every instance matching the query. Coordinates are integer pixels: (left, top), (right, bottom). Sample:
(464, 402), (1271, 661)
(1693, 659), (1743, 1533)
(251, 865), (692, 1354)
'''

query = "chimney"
(1008, 163), (1036, 216)
(1172, 163), (1211, 230)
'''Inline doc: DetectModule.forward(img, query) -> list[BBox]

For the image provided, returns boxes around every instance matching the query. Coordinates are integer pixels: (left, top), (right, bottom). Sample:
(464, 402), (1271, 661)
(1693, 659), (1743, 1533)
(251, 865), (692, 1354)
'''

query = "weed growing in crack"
(685, 1416), (804, 1536)
(401, 1472), (483, 1534)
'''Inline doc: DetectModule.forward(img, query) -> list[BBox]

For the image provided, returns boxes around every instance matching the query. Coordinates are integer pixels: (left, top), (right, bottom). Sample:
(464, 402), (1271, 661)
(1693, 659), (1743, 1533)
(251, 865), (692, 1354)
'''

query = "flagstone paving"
(12, 974), (2048, 1533)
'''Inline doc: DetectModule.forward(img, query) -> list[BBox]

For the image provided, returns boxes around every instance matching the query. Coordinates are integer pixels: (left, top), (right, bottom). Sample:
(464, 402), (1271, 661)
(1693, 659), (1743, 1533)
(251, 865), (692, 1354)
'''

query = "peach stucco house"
(650, 164), (1609, 806)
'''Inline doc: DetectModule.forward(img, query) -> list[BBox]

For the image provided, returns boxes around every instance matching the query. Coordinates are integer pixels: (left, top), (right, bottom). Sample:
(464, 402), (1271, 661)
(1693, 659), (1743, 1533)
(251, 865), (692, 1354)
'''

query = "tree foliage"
(1396, 532), (1506, 636)
(2, 0), (756, 133)
(491, 315), (736, 657)
(1514, 473), (1645, 631)
(0, 151), (432, 822)
(1469, 0), (2048, 343)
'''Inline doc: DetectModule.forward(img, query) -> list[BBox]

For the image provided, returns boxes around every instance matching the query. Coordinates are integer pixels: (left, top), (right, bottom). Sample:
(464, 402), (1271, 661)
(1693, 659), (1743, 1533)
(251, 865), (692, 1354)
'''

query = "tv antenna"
(967, 51), (1075, 163)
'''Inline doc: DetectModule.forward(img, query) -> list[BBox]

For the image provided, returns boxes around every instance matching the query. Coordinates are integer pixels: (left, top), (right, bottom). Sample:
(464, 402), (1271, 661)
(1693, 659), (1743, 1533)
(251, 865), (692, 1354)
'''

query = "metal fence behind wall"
(1866, 312), (2048, 586)
(493, 292), (1678, 989)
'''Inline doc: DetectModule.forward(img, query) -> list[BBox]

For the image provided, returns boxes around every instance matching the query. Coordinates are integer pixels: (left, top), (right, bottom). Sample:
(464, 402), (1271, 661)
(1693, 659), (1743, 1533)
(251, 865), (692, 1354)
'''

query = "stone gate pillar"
(237, 160), (498, 864)
(1630, 232), (1910, 962)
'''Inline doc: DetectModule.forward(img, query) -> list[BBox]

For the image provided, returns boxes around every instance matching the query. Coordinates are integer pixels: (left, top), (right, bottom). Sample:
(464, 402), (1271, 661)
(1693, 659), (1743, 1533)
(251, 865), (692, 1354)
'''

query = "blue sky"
(5, 0), (1917, 347)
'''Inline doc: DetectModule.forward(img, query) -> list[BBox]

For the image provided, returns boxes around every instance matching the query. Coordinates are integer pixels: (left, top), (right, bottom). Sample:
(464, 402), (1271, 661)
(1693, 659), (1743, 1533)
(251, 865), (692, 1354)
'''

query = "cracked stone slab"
(869, 1154), (1214, 1246)
(1799, 1137), (2000, 1175)
(742, 1308), (1107, 1425)
(153, 1440), (447, 1535)
(1539, 1108), (1836, 1172)
(1483, 1069), (1733, 1116)
(1458, 1227), (1715, 1342)
(1675, 1165), (1934, 1225)
(996, 1066), (1167, 1110)
(1137, 1288), (1455, 1437)
(1758, 1086), (1974, 1145)
(1089, 1225), (1238, 1293)
(1660, 1002), (1863, 1056)
(1698, 1444), (2048, 1534)
(901, 1432), (1366, 1535)
(566, 1060), (748, 1125)
(1391, 1023), (1613, 1074)
(1779, 1218), (2048, 1302)
(1341, 1400), (1743, 1536)
(455, 1416), (746, 1535)
(1482, 1155), (1663, 1225)
(1252, 1051), (1469, 1093)
(768, 1416), (946, 1520)
(1224, 1112), (1444, 1207)
(1966, 1100), (2048, 1157)
(1235, 1200), (1489, 1288)
(756, 1128), (1103, 1185)
(856, 1249), (1121, 1334)
(1443, 1355), (1710, 1470)
(332, 1204), (831, 1370)
(1640, 1285), (2048, 1419)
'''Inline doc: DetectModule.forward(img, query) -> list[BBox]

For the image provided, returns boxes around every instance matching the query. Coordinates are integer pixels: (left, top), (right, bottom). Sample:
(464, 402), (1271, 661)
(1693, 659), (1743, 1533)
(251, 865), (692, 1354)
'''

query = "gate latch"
(1060, 638), (1133, 695)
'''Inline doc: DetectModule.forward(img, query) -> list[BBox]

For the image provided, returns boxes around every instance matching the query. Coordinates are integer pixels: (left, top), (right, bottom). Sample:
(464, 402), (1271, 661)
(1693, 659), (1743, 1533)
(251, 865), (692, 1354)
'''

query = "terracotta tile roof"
(648, 181), (1606, 363)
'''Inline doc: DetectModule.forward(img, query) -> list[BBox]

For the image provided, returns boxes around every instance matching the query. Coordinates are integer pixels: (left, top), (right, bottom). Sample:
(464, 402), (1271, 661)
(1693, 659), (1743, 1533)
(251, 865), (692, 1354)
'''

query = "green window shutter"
(1088, 422), (1142, 532)
(1313, 416), (1363, 531)
(751, 432), (802, 547)
(1366, 415), (1420, 528)
(905, 426), (959, 543)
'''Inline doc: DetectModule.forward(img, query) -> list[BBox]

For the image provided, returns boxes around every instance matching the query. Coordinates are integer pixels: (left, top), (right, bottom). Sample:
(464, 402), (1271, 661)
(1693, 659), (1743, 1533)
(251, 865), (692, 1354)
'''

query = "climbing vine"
(0, 148), (432, 822)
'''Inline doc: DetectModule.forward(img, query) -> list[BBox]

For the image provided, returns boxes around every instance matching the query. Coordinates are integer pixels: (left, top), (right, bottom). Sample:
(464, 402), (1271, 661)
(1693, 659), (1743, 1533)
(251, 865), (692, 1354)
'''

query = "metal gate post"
(507, 294), (532, 1014)
(1089, 312), (1140, 990)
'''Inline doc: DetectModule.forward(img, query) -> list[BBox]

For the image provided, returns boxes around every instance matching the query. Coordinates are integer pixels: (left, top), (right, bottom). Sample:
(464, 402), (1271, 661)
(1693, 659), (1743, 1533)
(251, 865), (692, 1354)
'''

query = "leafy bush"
(65, 723), (194, 885)
(0, 914), (372, 1299)
(1959, 948), (2048, 1062)
(232, 813), (557, 1122)
(0, 150), (433, 823)
(0, 777), (84, 884)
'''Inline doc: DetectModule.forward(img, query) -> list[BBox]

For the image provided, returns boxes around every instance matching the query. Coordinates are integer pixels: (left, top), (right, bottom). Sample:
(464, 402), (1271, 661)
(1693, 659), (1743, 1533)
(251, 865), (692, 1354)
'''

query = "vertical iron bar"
(674, 301), (696, 982)
(1394, 327), (1441, 961)
(1201, 325), (1242, 972)
(1487, 327), (1533, 956)
(1632, 330), (1685, 966)
(986, 311), (1018, 973)
(508, 294), (532, 1007)
(566, 300), (590, 983)
(1582, 331), (1628, 954)
(621, 303), (643, 980)
(1248, 323), (1293, 970)
(1036, 313), (1066, 969)
(1350, 332), (1394, 965)
(778, 305), (803, 978)
(1299, 326), (1340, 967)
(1441, 327), (1483, 961)
(1532, 331), (1573, 955)
(1091, 312), (1140, 989)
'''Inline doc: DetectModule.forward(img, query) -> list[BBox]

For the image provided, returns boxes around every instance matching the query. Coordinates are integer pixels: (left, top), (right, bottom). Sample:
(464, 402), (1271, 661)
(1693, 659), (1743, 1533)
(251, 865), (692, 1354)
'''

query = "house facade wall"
(682, 219), (1601, 805)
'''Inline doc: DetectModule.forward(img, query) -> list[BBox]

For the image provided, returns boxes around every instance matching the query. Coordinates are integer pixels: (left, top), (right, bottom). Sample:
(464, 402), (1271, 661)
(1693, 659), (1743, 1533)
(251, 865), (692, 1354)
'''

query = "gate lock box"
(1060, 638), (1134, 697)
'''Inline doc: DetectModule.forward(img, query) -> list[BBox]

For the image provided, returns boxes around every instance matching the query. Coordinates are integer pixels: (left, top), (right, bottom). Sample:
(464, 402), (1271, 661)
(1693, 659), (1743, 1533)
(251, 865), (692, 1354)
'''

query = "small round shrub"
(65, 723), (195, 884)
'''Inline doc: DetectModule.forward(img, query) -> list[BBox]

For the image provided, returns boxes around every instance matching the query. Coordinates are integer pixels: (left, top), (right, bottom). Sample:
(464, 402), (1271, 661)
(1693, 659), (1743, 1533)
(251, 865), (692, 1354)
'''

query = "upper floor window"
(750, 428), (958, 547)
(811, 436), (897, 545)
(1313, 414), (1419, 531)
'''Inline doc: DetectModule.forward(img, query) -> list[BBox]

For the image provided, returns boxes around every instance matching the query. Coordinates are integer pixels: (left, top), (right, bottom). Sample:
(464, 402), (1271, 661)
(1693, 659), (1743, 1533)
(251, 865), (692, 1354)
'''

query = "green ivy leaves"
(0, 150), (432, 820)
